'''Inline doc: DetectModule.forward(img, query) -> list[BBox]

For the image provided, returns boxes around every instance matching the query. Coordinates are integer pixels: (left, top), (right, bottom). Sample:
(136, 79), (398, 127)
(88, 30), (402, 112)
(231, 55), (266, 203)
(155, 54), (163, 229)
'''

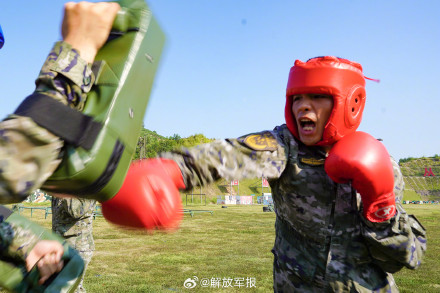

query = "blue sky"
(0, 0), (438, 161)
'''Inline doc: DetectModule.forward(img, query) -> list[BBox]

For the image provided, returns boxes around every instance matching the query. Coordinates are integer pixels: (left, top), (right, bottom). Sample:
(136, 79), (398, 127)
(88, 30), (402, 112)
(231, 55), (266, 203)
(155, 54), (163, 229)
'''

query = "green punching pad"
(0, 206), (84, 293)
(41, 0), (165, 201)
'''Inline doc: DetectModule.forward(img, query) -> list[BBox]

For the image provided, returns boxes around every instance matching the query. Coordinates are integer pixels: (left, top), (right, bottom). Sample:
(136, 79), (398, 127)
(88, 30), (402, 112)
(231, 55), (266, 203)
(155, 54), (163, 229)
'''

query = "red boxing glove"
(101, 159), (185, 229)
(324, 131), (396, 222)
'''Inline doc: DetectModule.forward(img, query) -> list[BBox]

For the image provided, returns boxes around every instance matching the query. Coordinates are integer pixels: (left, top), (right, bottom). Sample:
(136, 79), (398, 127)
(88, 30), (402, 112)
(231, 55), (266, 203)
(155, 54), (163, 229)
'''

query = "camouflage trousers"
(74, 249), (94, 293)
(51, 197), (96, 293)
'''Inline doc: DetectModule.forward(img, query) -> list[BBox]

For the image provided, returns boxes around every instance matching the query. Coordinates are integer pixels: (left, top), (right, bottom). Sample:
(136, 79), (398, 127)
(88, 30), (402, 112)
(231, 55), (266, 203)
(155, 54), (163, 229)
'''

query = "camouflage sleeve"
(34, 41), (94, 110)
(361, 157), (427, 272)
(0, 41), (94, 204)
(0, 221), (15, 252)
(160, 129), (288, 190)
(0, 221), (39, 261)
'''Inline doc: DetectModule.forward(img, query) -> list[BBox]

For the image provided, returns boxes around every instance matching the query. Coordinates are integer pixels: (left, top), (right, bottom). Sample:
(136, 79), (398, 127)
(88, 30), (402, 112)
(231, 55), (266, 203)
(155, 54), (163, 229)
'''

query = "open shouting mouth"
(298, 117), (316, 134)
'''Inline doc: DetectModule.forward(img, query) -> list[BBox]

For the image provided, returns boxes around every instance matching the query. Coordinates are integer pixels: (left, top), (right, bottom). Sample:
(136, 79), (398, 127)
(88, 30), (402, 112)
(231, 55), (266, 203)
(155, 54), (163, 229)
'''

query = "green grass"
(403, 189), (423, 201)
(393, 205), (440, 292)
(2, 204), (439, 292)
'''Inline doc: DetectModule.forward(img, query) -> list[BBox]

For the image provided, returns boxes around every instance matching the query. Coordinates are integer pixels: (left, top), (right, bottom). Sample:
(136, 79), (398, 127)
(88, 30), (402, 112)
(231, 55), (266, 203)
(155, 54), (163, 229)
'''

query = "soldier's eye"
(314, 94), (331, 99)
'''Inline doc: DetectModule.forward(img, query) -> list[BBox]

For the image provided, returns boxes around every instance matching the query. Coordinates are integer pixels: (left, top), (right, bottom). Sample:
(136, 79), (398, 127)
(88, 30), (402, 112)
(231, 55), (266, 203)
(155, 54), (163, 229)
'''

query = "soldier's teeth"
(300, 120), (315, 127)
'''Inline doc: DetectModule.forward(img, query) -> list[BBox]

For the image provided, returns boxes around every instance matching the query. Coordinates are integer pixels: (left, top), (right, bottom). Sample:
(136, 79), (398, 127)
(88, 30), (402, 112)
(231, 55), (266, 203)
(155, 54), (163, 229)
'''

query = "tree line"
(133, 128), (215, 160)
(399, 154), (440, 164)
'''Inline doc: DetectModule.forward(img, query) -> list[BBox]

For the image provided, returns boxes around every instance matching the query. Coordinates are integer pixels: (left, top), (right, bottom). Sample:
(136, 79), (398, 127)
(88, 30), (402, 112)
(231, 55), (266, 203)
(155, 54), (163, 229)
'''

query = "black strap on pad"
(14, 93), (102, 150)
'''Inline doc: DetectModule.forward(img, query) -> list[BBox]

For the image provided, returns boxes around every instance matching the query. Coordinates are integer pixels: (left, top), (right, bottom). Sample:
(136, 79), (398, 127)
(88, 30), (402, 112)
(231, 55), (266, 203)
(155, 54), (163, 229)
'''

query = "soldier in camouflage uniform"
(52, 197), (96, 293)
(134, 56), (426, 292)
(0, 2), (120, 286)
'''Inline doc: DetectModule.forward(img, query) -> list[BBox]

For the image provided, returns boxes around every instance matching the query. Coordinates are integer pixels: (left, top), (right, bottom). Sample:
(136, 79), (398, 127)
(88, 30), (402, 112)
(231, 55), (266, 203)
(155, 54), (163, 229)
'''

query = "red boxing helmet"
(285, 56), (366, 146)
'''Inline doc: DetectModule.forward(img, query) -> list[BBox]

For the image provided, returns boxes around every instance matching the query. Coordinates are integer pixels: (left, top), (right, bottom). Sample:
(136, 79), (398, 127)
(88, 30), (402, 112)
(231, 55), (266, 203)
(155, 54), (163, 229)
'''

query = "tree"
(133, 129), (214, 160)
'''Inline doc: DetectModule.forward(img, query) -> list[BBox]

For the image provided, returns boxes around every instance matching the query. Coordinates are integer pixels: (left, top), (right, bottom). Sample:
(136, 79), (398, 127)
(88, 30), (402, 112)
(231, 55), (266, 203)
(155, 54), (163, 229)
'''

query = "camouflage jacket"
(161, 124), (427, 292)
(51, 197), (96, 252)
(0, 213), (41, 261)
(0, 41), (94, 261)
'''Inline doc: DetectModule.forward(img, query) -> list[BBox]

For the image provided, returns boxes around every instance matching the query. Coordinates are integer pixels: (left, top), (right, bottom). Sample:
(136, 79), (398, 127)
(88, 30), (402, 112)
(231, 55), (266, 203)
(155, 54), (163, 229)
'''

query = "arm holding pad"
(14, 0), (165, 202)
(12, 0), (179, 231)
(0, 205), (84, 293)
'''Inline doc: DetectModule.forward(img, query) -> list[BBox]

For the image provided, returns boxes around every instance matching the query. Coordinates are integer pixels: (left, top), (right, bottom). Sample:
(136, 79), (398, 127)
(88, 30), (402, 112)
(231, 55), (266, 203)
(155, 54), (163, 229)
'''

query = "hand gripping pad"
(0, 206), (84, 293)
(41, 0), (165, 201)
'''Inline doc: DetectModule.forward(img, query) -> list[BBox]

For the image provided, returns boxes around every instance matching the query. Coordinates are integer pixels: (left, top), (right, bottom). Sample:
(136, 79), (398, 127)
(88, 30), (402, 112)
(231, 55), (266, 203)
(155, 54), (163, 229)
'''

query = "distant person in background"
(0, 1), (119, 286)
(117, 56), (427, 292)
(52, 197), (96, 293)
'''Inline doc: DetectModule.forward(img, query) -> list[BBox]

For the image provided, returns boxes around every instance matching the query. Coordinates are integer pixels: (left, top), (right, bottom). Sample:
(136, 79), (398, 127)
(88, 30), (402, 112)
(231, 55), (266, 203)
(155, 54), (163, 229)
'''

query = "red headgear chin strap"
(285, 56), (366, 146)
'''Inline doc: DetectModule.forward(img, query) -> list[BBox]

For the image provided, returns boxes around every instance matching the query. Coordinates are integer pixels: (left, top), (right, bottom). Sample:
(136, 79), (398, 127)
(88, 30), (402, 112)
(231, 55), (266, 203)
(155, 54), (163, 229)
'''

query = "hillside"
(399, 155), (440, 200)
(135, 129), (215, 160)
(181, 178), (271, 204)
(135, 129), (167, 159)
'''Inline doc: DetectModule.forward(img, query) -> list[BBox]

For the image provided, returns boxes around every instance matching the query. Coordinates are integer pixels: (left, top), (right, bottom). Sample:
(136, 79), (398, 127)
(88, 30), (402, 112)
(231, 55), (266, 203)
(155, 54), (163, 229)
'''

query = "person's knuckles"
(64, 2), (76, 11)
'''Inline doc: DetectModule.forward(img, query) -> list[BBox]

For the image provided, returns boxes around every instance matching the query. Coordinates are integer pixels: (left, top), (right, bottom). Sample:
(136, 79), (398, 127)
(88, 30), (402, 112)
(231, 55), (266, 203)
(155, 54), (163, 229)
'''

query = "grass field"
(2, 203), (439, 292)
